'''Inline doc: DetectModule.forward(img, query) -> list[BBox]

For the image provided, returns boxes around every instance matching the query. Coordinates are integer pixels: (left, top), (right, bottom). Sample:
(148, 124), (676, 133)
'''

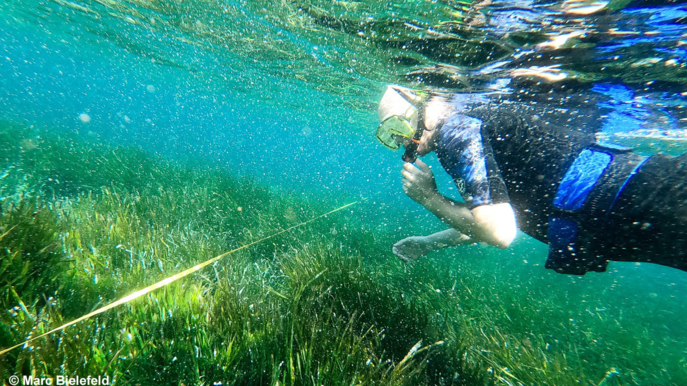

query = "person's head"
(376, 85), (437, 161)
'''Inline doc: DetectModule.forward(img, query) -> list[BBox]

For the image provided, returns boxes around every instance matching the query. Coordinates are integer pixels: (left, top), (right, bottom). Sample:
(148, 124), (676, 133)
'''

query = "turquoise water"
(1, 0), (687, 385)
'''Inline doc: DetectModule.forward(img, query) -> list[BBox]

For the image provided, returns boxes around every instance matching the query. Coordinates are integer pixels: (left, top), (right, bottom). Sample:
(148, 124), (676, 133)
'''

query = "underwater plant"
(0, 122), (685, 386)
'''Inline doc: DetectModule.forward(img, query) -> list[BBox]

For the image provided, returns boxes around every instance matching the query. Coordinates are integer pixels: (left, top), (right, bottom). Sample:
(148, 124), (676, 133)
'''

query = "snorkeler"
(376, 85), (687, 275)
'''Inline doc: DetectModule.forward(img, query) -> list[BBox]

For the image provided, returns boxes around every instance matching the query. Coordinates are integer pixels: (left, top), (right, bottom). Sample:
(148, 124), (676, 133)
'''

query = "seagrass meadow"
(3, 0), (687, 384)
(0, 121), (686, 386)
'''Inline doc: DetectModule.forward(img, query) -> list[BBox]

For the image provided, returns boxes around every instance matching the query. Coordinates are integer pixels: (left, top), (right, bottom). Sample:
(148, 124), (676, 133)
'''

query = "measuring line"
(0, 200), (360, 356)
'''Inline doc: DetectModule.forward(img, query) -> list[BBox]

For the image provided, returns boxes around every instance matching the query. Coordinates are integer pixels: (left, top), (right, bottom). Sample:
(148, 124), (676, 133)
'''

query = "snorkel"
(401, 103), (426, 163)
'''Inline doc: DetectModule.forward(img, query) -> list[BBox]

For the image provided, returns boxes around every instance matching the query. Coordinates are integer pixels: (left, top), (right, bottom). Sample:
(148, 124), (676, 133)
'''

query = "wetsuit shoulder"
(435, 98), (510, 209)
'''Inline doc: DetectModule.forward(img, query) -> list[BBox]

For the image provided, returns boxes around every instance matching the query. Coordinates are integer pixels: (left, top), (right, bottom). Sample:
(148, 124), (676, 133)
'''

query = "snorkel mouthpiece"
(402, 140), (419, 163)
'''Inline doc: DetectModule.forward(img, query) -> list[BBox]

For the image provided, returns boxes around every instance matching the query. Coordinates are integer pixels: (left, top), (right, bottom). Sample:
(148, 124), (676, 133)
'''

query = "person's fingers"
(404, 165), (423, 179)
(403, 162), (420, 173)
(415, 158), (431, 173)
(392, 245), (404, 259)
(401, 170), (415, 182)
(393, 245), (415, 263)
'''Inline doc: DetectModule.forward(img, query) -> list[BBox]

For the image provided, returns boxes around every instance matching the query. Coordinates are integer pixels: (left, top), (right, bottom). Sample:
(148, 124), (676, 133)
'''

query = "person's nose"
(395, 136), (411, 148)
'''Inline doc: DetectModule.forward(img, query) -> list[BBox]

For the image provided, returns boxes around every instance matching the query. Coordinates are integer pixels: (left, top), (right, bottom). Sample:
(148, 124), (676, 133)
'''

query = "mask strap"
(391, 86), (422, 108)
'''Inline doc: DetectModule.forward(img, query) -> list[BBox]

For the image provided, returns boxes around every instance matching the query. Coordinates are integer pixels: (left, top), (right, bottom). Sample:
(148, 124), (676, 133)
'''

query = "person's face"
(413, 128), (437, 157)
(390, 118), (436, 158)
(393, 134), (411, 149)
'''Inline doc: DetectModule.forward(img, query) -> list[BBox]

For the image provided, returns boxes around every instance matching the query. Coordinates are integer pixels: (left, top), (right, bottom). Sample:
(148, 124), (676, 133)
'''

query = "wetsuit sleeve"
(436, 113), (510, 209)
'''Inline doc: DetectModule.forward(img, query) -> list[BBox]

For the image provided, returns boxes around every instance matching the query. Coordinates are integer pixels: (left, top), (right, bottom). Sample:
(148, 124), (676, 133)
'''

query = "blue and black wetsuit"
(436, 92), (687, 274)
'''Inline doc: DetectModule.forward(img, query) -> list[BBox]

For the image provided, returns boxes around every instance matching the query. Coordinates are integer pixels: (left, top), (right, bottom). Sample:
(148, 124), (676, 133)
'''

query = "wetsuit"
(435, 92), (687, 274)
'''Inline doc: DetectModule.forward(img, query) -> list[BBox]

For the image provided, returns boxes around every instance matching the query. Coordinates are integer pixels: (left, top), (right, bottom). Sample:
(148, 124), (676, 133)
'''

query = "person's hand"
(392, 236), (435, 263)
(401, 159), (438, 205)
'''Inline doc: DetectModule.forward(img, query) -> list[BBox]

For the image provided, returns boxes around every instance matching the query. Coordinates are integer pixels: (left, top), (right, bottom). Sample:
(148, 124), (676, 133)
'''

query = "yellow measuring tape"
(0, 201), (359, 356)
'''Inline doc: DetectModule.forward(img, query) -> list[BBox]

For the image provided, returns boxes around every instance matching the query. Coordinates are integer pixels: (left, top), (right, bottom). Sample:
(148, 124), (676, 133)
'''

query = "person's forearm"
(392, 229), (474, 262)
(424, 228), (473, 248)
(420, 193), (481, 239)
(420, 192), (517, 248)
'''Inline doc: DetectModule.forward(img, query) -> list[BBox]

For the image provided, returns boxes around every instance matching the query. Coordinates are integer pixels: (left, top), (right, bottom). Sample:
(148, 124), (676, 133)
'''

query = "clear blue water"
(2, 0), (687, 384)
(1, 2), (686, 275)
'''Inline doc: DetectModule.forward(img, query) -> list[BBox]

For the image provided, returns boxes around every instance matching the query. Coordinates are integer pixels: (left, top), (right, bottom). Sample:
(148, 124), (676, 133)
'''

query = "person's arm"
(401, 159), (517, 249)
(392, 228), (473, 262)
(421, 193), (516, 249)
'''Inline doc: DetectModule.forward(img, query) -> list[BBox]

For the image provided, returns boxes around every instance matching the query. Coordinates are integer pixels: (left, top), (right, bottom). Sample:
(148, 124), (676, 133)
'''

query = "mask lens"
(376, 116), (415, 150)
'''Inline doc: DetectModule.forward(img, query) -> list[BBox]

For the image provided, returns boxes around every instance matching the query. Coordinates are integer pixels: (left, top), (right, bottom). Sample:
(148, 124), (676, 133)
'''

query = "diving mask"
(375, 105), (418, 150)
